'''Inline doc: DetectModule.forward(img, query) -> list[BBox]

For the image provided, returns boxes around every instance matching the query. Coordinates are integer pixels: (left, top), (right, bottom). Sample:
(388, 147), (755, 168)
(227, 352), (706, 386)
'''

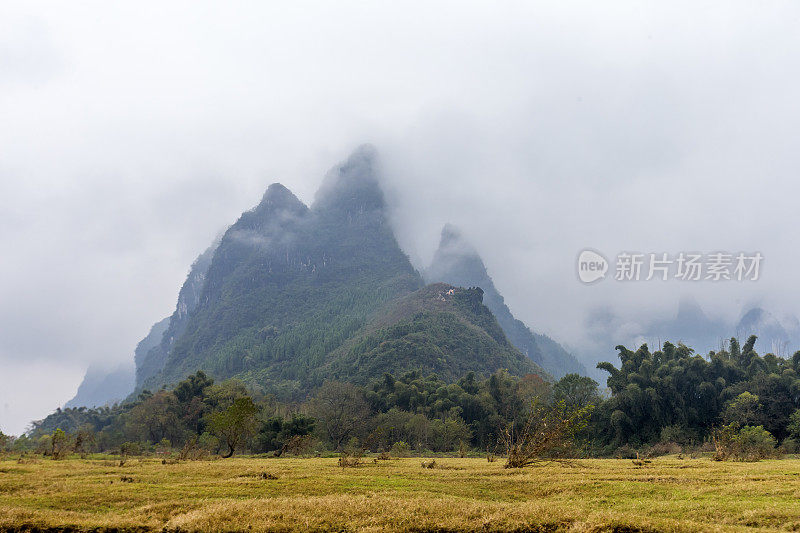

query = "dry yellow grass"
(2, 455), (800, 531)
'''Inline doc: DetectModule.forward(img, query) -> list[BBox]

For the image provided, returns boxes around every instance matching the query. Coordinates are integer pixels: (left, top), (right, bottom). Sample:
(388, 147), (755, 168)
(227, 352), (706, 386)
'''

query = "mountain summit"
(141, 150), (421, 395)
(313, 143), (383, 212)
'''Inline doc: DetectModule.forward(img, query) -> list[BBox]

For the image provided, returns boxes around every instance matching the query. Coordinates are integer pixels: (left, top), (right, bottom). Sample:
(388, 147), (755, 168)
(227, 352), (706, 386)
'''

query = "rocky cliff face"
(135, 239), (220, 390)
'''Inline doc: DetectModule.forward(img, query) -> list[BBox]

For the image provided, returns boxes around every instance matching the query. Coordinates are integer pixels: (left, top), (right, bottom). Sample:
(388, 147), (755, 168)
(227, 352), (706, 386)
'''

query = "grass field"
(2, 455), (800, 532)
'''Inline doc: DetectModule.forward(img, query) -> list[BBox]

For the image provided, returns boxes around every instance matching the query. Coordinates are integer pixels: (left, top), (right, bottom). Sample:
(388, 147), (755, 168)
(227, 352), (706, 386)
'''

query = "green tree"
(787, 409), (800, 439)
(723, 392), (760, 426)
(207, 397), (260, 457)
(73, 425), (96, 456)
(430, 415), (472, 452)
(51, 428), (71, 460)
(125, 390), (182, 444)
(255, 414), (315, 454)
(714, 423), (776, 461)
(174, 371), (214, 403)
(552, 373), (601, 410)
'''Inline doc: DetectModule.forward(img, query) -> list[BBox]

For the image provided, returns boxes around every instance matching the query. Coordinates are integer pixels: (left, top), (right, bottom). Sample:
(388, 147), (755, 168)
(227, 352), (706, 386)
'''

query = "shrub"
(713, 424), (777, 461)
(613, 445), (638, 459)
(17, 453), (39, 464)
(390, 441), (411, 457)
(284, 434), (315, 457)
(736, 425), (778, 460)
(177, 437), (209, 461)
(156, 438), (172, 454)
(73, 427), (95, 458)
(338, 437), (365, 467)
(120, 441), (141, 456)
(779, 437), (800, 454)
(119, 441), (141, 465)
(51, 429), (71, 460)
(338, 453), (362, 467)
(646, 442), (682, 457)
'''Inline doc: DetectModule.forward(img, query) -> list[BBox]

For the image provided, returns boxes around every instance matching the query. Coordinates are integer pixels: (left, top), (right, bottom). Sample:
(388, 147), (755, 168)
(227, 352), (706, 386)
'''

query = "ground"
(2, 455), (800, 532)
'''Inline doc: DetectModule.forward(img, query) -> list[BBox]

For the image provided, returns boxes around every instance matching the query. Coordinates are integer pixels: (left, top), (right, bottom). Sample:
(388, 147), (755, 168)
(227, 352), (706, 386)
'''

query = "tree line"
(3, 336), (800, 460)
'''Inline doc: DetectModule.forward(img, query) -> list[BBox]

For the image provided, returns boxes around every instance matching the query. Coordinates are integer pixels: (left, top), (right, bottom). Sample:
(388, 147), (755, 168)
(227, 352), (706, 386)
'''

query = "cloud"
(2, 1), (800, 432)
(0, 12), (61, 87)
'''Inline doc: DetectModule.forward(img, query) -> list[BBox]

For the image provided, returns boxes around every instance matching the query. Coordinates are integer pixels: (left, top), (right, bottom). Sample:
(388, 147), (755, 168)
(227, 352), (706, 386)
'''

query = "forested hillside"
(320, 283), (541, 383)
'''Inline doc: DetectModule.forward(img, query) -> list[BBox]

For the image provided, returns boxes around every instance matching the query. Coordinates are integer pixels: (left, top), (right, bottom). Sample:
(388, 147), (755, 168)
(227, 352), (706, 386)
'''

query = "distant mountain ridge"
(578, 299), (800, 381)
(65, 363), (134, 409)
(66, 241), (220, 408)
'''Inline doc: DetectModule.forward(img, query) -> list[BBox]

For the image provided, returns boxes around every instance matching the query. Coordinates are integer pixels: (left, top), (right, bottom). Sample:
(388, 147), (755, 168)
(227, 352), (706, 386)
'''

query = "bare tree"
(309, 381), (370, 450)
(500, 401), (593, 468)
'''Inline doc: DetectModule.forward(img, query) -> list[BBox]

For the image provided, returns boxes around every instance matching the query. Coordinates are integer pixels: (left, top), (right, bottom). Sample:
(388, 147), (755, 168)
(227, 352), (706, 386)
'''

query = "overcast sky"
(2, 1), (800, 434)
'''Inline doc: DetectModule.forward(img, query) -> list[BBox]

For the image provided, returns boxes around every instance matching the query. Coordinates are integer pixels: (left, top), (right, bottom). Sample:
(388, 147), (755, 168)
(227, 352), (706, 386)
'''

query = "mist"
(3, 1), (800, 434)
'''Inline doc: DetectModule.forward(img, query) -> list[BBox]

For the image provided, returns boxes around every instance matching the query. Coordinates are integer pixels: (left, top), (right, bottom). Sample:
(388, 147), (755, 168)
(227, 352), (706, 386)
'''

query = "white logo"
(577, 249), (608, 284)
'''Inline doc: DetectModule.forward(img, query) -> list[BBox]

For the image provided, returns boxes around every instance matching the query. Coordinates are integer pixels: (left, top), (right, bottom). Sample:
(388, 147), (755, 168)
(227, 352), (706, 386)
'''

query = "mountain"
(64, 363), (135, 408)
(659, 297), (728, 350)
(424, 224), (585, 378)
(579, 297), (730, 378)
(93, 146), (550, 403)
(140, 146), (428, 397)
(133, 317), (171, 389)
